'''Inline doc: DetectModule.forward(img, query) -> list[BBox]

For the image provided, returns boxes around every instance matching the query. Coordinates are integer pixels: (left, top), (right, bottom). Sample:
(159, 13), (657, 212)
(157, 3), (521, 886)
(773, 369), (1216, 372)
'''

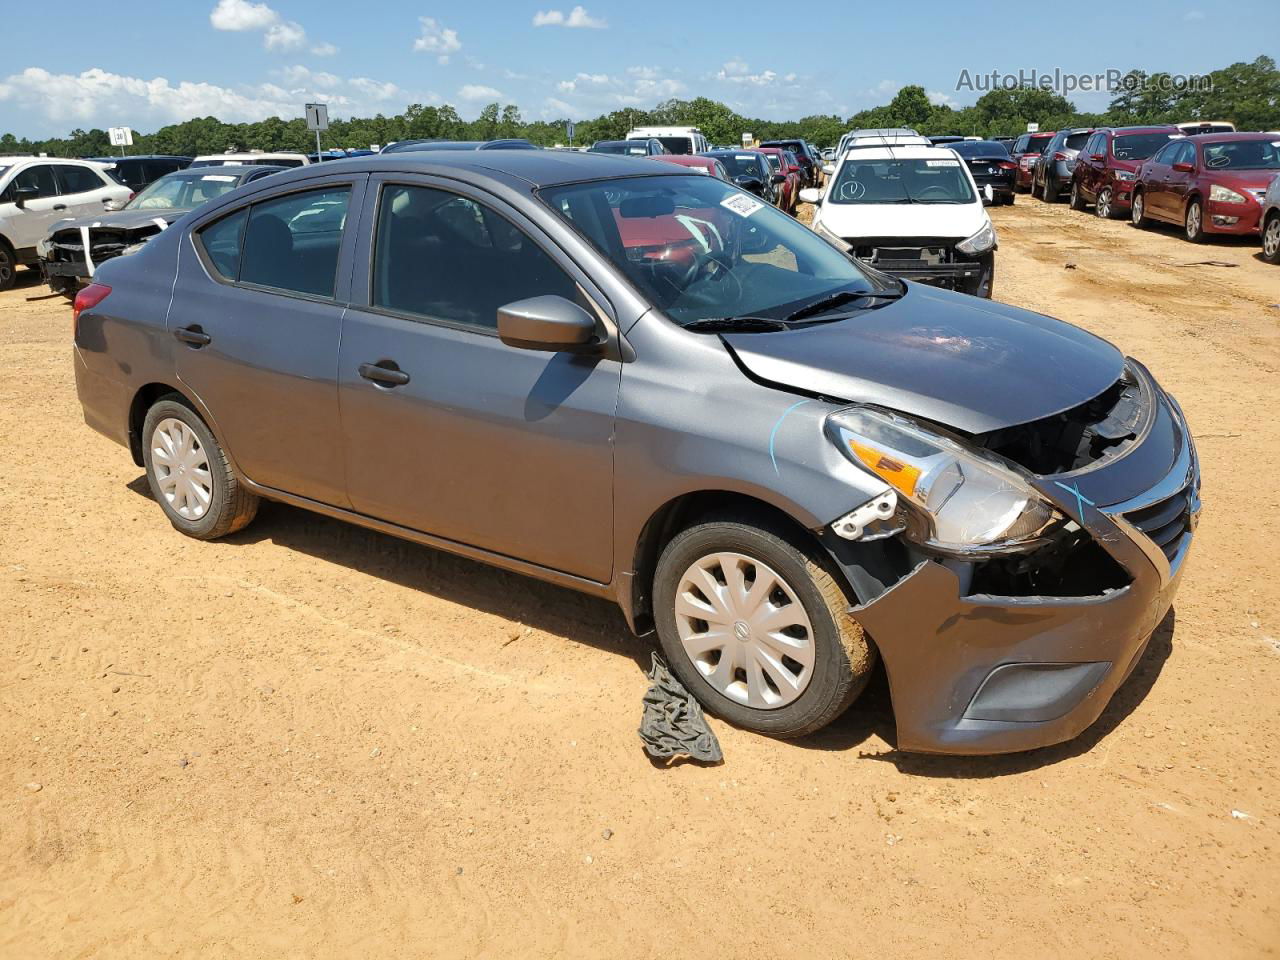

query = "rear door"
(1164, 141), (1197, 220)
(171, 174), (367, 506)
(1141, 142), (1177, 219)
(336, 176), (620, 581)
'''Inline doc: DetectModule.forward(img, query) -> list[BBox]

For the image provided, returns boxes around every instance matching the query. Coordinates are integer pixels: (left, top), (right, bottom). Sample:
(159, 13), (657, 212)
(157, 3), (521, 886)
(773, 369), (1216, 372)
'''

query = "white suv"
(0, 157), (132, 290)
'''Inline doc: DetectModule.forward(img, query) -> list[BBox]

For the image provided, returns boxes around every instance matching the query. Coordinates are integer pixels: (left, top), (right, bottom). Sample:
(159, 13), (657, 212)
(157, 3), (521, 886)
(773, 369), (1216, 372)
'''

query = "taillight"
(1054, 152), (1069, 162)
(73, 283), (112, 336)
(997, 161), (1017, 170)
(128, 192), (137, 201)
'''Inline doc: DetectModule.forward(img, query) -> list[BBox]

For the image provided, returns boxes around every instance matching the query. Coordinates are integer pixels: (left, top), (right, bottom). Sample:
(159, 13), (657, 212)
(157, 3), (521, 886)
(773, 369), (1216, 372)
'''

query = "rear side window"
(56, 165), (108, 195)
(372, 184), (577, 331)
(195, 186), (350, 298)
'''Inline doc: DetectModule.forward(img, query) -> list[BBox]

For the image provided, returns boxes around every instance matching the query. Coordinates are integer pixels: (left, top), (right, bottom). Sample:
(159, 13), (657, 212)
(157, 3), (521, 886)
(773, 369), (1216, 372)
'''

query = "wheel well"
(127, 382), (187, 465)
(628, 491), (829, 636)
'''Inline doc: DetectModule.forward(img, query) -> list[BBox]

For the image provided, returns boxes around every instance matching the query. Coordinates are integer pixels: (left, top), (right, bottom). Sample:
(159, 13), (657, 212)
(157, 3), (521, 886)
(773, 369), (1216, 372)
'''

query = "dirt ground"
(3, 197), (1279, 959)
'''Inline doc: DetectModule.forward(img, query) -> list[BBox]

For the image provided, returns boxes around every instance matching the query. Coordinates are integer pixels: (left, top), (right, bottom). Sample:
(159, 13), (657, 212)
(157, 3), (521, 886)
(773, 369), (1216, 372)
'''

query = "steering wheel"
(913, 184), (951, 201)
(676, 249), (743, 305)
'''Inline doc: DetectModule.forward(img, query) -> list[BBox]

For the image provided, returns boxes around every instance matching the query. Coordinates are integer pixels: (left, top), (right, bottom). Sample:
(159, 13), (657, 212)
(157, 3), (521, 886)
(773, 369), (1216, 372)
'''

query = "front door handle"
(358, 362), (410, 387)
(174, 326), (212, 347)
(52, 204), (67, 211)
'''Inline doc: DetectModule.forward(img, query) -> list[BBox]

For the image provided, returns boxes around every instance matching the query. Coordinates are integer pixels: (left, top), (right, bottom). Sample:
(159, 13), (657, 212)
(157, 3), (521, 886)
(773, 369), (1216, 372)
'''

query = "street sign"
(108, 126), (134, 147)
(1026, 122), (1040, 133)
(565, 120), (576, 141)
(741, 132), (753, 147)
(305, 103), (330, 131)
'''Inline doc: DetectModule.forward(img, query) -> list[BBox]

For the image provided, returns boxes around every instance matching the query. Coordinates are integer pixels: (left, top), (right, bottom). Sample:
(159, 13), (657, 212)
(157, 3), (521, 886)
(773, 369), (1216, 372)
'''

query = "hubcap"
(1188, 203), (1201, 238)
(1265, 219), (1280, 258)
(1098, 190), (1111, 217)
(673, 552), (815, 709)
(151, 418), (213, 520)
(0, 252), (12, 284)
(1133, 195), (1143, 222)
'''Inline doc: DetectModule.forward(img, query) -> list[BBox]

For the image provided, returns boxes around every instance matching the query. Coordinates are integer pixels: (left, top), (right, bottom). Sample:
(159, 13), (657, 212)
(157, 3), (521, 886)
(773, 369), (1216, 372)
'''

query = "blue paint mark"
(1054, 480), (1097, 519)
(769, 400), (812, 475)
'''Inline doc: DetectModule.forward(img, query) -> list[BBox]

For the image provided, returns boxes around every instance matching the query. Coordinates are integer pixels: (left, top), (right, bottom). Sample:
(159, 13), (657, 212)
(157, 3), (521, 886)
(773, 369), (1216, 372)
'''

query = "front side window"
(1173, 142), (1196, 167)
(7, 164), (58, 200)
(372, 184), (577, 330)
(541, 174), (893, 327)
(829, 157), (975, 205)
(55, 165), (109, 195)
(195, 186), (350, 297)
(1149, 142), (1179, 166)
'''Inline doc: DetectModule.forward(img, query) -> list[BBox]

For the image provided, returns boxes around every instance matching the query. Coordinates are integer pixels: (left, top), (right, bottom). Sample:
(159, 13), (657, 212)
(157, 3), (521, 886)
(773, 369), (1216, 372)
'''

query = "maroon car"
(1069, 125), (1181, 219)
(1131, 133), (1280, 242)
(1010, 131), (1055, 192)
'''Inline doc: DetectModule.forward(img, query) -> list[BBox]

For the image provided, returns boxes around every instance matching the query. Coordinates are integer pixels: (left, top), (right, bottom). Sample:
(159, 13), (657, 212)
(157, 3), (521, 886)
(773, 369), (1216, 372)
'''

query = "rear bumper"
(849, 384), (1200, 754)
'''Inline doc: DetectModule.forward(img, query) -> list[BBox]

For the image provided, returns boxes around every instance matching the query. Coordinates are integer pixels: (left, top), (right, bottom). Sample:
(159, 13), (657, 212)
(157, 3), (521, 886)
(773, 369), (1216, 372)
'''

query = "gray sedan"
(72, 151), (1199, 754)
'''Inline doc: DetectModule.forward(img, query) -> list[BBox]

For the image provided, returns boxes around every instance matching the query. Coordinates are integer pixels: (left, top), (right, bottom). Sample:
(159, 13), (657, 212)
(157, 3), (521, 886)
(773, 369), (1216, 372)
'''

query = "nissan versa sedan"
(73, 151), (1200, 755)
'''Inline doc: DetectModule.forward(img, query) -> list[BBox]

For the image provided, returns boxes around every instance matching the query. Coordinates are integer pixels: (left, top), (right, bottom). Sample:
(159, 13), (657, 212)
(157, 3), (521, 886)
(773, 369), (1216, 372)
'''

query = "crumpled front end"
(838, 362), (1200, 754)
(40, 221), (168, 296)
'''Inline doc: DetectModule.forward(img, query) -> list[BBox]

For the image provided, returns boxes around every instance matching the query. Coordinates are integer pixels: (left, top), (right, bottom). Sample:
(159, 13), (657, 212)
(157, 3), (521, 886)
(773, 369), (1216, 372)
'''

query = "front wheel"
(1131, 190), (1149, 229)
(1069, 180), (1087, 211)
(142, 397), (259, 540)
(1096, 187), (1116, 220)
(1185, 199), (1206, 243)
(652, 515), (876, 739)
(1263, 213), (1280, 264)
(0, 242), (16, 292)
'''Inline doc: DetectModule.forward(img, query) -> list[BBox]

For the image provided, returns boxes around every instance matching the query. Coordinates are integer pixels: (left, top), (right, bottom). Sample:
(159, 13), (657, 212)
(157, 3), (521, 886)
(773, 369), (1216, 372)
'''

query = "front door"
(171, 177), (366, 507)
(337, 179), (619, 582)
(0, 164), (64, 250)
(1164, 142), (1197, 222)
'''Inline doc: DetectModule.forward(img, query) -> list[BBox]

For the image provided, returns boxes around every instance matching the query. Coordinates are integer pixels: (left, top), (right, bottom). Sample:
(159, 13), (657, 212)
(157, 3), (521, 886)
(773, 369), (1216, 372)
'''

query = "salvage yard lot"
(2, 200), (1278, 958)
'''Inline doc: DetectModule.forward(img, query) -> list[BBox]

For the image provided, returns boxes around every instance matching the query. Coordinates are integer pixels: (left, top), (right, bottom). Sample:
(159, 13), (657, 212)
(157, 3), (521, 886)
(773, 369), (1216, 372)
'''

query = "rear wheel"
(142, 397), (259, 540)
(0, 241), (16, 292)
(1263, 213), (1280, 264)
(1185, 199), (1206, 243)
(653, 514), (875, 739)
(1096, 187), (1116, 220)
(1069, 180), (1087, 211)
(1130, 190), (1149, 229)
(1043, 172), (1061, 203)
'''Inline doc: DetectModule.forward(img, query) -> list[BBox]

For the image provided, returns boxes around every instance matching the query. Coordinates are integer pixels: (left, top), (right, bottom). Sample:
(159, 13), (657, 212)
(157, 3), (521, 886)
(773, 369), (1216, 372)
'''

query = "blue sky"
(1, 0), (1276, 138)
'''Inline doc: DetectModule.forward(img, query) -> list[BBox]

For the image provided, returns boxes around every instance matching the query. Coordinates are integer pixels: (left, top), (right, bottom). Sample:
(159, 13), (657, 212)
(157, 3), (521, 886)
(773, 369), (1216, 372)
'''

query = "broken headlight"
(826, 408), (1060, 554)
(955, 221), (996, 255)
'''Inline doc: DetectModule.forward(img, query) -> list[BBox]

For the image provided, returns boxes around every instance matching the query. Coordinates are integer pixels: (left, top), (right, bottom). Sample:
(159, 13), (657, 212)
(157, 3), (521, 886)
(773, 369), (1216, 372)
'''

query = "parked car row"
(1017, 121), (1280, 261)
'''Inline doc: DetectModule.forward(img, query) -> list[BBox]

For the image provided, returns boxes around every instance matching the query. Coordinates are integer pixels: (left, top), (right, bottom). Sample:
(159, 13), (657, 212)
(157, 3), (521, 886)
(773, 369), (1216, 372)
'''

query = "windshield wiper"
(783, 289), (900, 323)
(682, 317), (788, 333)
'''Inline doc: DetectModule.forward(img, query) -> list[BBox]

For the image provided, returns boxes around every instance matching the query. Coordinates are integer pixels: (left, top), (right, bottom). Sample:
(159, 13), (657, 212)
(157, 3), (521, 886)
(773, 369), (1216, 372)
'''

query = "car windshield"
(1202, 139), (1280, 170)
(715, 154), (767, 178)
(953, 141), (1010, 157)
(828, 156), (976, 205)
(591, 141), (649, 156)
(1112, 133), (1179, 161)
(540, 175), (894, 326)
(127, 172), (244, 210)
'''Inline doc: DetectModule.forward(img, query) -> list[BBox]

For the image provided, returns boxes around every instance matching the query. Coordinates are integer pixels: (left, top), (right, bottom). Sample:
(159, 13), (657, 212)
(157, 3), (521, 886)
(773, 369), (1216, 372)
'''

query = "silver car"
(72, 152), (1199, 754)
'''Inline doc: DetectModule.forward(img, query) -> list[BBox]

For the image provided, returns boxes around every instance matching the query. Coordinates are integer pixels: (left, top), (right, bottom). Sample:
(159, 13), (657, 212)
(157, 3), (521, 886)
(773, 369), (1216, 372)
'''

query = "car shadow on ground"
(124, 483), (651, 671)
(844, 608), (1177, 778)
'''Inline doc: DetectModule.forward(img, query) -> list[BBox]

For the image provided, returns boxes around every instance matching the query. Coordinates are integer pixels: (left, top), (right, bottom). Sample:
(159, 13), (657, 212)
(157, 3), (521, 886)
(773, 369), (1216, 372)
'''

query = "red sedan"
(652, 154), (731, 180)
(754, 147), (801, 214)
(1131, 133), (1280, 242)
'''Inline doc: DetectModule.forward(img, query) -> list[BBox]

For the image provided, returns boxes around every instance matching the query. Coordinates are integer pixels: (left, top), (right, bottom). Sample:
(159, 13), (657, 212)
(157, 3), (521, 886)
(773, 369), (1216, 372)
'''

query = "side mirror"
(103, 198), (127, 212)
(822, 163), (836, 176)
(798, 188), (822, 205)
(497, 295), (600, 354)
(1172, 162), (1194, 173)
(983, 184), (994, 203)
(770, 173), (787, 185)
(13, 185), (38, 209)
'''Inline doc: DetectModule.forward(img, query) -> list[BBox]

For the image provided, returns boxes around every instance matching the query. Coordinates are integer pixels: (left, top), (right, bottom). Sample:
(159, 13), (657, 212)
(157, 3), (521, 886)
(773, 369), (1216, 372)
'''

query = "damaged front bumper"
(40, 220), (168, 295)
(841, 381), (1200, 755)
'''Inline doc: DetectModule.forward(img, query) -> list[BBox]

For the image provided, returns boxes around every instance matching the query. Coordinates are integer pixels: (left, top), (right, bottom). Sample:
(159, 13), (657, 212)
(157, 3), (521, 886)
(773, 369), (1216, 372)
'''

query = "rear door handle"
(174, 326), (212, 347)
(52, 204), (67, 211)
(358, 362), (410, 387)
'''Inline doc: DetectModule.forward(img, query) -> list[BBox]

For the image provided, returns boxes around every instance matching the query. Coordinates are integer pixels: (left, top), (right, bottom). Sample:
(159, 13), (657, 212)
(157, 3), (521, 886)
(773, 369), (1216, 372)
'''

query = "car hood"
(722, 282), (1124, 434)
(816, 201), (986, 240)
(49, 208), (191, 235)
(1207, 170), (1278, 192)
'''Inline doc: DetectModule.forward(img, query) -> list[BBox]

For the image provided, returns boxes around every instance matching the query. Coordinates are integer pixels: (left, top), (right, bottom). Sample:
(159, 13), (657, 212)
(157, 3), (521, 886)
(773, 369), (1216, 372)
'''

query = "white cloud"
(719, 58), (749, 78)
(413, 17), (461, 64)
(533, 6), (607, 28)
(556, 72), (611, 92)
(714, 59), (787, 87)
(927, 89), (953, 106)
(278, 65), (339, 88)
(349, 77), (403, 102)
(209, 0), (328, 54)
(458, 84), (504, 101)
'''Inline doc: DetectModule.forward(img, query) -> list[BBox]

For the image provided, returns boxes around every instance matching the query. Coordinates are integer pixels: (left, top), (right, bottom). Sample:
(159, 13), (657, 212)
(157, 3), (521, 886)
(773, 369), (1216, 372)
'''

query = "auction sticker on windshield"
(926, 159), (960, 167)
(721, 193), (764, 217)
(202, 175), (237, 182)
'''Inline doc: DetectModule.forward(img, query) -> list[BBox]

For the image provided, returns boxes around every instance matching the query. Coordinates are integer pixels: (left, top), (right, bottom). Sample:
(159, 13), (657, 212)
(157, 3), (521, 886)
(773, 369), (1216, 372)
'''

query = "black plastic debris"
(638, 652), (723, 764)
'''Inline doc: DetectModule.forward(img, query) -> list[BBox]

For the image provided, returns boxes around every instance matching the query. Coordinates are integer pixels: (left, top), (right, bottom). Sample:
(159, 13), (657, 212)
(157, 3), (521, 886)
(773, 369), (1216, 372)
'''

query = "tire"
(141, 396), (259, 540)
(1043, 172), (1061, 203)
(0, 240), (16, 292)
(652, 513), (876, 739)
(1069, 180), (1087, 211)
(1096, 187), (1116, 220)
(1184, 198), (1206, 243)
(1130, 190), (1149, 229)
(1029, 176), (1042, 200)
(1263, 213), (1280, 265)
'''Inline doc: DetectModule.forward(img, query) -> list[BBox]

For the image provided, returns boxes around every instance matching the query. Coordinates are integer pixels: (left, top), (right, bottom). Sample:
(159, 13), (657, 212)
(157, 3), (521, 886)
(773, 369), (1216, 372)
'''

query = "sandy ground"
(3, 198), (1279, 959)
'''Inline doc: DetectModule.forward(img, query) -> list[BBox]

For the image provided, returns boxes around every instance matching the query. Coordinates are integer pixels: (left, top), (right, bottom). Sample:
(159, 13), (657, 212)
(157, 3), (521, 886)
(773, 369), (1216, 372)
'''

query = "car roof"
(838, 145), (959, 162)
(167, 165), (287, 179)
(1101, 125), (1180, 134)
(0, 156), (111, 167)
(1184, 131), (1277, 142)
(255, 149), (691, 189)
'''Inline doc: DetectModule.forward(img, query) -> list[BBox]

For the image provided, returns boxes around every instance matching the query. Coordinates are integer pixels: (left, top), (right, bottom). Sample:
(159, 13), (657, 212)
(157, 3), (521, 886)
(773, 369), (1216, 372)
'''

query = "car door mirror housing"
(771, 173), (787, 185)
(13, 185), (38, 208)
(497, 295), (600, 354)
(103, 198), (127, 212)
(1172, 162), (1194, 173)
(822, 163), (836, 176)
(733, 175), (763, 193)
(798, 188), (822, 205)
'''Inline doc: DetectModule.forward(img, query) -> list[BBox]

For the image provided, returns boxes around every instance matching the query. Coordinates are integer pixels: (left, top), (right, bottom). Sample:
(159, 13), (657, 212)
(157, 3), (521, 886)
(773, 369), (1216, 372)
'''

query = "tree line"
(2, 56), (1275, 159)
